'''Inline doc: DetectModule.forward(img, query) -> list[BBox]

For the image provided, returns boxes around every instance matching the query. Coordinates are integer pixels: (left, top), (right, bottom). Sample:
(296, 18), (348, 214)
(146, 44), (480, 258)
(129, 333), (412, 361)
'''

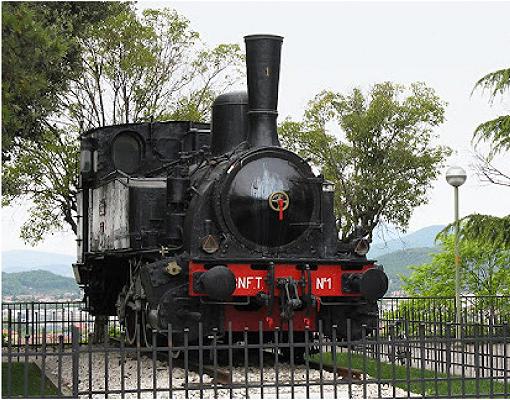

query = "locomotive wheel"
(141, 303), (168, 349)
(142, 306), (157, 348)
(141, 308), (181, 357)
(125, 306), (140, 345)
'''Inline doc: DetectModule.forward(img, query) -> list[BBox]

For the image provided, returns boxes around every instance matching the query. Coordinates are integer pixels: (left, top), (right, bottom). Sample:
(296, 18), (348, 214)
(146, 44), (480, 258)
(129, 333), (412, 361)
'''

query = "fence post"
(31, 301), (35, 343)
(8, 308), (12, 348)
(72, 325), (80, 398)
(7, 309), (13, 397)
(446, 322), (452, 397)
(17, 311), (22, 361)
(419, 323), (426, 398)
(24, 335), (30, 398)
(503, 321), (509, 397)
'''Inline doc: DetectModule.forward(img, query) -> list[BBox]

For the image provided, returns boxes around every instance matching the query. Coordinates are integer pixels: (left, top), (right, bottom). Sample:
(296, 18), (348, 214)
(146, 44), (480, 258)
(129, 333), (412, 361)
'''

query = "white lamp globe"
(446, 166), (467, 187)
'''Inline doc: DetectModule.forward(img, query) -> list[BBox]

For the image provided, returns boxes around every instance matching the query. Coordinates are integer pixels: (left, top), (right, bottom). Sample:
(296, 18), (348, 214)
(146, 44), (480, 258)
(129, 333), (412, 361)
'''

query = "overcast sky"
(2, 1), (509, 255)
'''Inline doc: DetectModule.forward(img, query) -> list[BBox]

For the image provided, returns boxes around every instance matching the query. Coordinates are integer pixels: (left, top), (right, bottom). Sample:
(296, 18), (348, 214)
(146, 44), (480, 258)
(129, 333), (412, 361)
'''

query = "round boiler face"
(225, 156), (315, 248)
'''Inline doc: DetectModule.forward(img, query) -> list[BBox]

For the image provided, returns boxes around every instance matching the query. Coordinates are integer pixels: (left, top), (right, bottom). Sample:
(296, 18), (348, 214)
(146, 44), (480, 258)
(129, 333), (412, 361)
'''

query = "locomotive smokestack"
(244, 34), (283, 148)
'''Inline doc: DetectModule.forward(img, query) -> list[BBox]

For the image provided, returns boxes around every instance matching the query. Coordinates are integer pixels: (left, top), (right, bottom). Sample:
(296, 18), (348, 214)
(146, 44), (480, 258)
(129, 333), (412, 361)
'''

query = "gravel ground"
(37, 348), (417, 398)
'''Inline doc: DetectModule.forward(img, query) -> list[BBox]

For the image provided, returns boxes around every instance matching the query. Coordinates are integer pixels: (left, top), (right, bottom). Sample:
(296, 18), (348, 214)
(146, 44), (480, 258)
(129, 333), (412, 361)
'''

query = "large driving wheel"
(142, 304), (158, 348)
(125, 306), (140, 345)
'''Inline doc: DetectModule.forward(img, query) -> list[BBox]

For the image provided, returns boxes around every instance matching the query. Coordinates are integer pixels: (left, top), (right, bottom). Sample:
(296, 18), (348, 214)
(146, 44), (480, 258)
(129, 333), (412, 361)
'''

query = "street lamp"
(446, 166), (467, 339)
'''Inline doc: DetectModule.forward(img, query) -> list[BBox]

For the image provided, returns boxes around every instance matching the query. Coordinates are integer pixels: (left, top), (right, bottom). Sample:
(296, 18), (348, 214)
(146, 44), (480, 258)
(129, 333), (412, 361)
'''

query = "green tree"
(1, 1), (129, 157)
(441, 214), (510, 251)
(401, 233), (510, 322)
(280, 82), (450, 241)
(2, 128), (79, 243)
(2, 7), (243, 244)
(403, 234), (510, 298)
(64, 8), (243, 129)
(448, 67), (510, 249)
(473, 68), (510, 155)
(471, 67), (510, 187)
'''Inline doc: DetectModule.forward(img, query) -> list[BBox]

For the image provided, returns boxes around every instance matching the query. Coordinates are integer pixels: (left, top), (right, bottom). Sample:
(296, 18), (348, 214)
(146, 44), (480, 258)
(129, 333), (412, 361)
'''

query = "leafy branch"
(280, 82), (450, 241)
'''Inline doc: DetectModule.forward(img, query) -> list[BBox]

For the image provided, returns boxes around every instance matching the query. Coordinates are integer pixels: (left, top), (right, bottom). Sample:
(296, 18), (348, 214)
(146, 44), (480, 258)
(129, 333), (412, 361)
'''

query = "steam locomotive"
(74, 34), (388, 349)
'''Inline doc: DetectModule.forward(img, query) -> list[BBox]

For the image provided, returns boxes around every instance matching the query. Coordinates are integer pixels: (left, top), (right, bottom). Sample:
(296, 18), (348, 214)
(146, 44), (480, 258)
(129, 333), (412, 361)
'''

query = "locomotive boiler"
(74, 34), (388, 350)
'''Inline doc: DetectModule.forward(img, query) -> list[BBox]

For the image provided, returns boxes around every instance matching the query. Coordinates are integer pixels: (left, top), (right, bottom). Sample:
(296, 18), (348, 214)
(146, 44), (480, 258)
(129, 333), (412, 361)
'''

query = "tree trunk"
(62, 203), (78, 235)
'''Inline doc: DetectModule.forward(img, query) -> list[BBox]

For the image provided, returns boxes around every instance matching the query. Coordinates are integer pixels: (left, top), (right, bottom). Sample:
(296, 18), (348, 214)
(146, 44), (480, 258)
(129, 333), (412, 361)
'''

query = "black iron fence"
(1, 297), (509, 399)
(1, 301), (120, 346)
(2, 319), (508, 398)
(3, 296), (509, 346)
(381, 295), (510, 327)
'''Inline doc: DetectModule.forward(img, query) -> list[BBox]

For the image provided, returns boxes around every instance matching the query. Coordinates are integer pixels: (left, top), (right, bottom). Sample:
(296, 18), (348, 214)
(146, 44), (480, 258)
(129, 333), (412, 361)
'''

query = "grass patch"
(313, 352), (508, 397)
(2, 362), (58, 397)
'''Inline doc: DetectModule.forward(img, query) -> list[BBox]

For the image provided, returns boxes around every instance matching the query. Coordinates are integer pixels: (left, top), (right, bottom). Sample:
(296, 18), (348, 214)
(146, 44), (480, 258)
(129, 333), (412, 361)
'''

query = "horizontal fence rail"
(2, 296), (509, 398)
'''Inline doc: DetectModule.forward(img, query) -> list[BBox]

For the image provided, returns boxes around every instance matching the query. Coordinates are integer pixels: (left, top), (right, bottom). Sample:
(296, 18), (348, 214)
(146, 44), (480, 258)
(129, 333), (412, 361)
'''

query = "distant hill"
(2, 250), (75, 277)
(369, 225), (445, 258)
(2, 270), (81, 299)
(1, 226), (445, 296)
(375, 247), (439, 293)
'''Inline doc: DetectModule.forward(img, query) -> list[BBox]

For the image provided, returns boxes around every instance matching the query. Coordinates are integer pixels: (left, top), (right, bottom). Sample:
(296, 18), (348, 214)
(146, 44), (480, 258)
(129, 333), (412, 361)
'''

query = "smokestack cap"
(245, 34), (283, 42)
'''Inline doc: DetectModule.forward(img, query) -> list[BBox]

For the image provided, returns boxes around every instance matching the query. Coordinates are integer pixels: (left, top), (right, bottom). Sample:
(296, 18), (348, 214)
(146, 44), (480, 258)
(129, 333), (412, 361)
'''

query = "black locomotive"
(74, 34), (388, 348)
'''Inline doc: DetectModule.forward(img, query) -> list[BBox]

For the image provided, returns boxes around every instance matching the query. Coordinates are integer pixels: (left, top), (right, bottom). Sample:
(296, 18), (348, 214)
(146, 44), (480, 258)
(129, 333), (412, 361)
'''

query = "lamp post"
(446, 166), (467, 339)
